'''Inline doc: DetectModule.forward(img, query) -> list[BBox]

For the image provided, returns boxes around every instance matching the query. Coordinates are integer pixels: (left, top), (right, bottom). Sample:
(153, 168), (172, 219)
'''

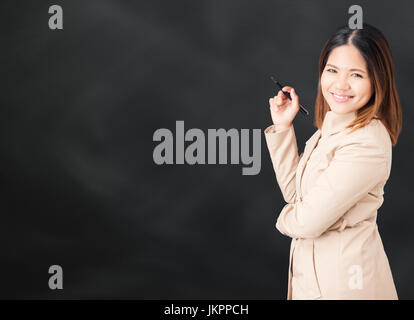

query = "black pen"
(270, 75), (309, 116)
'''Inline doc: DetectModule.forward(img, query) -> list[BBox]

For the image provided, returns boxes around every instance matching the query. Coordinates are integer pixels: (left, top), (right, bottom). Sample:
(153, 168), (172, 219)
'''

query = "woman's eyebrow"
(326, 63), (366, 73)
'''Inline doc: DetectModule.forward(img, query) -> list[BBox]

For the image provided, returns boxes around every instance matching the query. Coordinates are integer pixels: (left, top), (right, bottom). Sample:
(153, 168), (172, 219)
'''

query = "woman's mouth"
(331, 92), (354, 102)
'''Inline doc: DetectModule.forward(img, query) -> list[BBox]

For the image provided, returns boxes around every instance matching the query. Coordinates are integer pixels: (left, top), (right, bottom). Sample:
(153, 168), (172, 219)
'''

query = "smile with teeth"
(331, 92), (354, 102)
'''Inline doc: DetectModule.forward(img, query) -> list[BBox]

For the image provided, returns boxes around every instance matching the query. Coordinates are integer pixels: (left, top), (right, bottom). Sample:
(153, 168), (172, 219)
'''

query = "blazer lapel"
(295, 130), (322, 201)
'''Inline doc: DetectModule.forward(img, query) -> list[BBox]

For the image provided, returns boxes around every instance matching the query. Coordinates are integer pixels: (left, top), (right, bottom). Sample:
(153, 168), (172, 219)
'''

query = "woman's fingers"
(276, 95), (281, 106)
(270, 85), (297, 109)
(276, 90), (286, 105)
(290, 88), (299, 110)
(269, 96), (280, 110)
(278, 89), (286, 99)
(278, 86), (298, 103)
(269, 97), (277, 109)
(270, 95), (279, 107)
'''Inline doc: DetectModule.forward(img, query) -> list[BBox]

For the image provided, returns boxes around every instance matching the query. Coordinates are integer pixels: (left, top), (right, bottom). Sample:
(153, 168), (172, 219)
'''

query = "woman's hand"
(269, 86), (300, 130)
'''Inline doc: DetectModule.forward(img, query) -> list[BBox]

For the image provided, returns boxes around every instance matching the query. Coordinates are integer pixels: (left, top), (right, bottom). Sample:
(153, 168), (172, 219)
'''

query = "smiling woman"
(265, 23), (402, 300)
(314, 24), (402, 145)
(321, 44), (373, 109)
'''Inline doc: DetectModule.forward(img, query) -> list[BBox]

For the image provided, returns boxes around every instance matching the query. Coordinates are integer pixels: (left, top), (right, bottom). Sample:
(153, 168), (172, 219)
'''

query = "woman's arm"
(275, 136), (388, 239)
(264, 123), (300, 204)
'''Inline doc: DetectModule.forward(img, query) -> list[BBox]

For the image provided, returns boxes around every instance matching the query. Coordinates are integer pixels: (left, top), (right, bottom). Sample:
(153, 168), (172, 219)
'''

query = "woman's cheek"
(320, 76), (327, 94)
(320, 73), (333, 91)
(355, 80), (372, 101)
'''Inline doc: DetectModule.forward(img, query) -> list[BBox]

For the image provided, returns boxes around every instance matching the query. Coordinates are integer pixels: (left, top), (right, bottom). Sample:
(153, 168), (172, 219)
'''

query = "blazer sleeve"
(264, 124), (300, 204)
(276, 136), (388, 239)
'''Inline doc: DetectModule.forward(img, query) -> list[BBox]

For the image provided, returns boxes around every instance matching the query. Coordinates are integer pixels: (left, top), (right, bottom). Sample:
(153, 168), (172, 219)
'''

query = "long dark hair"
(314, 23), (402, 146)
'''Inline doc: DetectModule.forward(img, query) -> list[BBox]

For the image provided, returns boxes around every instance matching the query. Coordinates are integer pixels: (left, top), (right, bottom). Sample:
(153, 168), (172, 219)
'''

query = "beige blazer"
(264, 110), (398, 300)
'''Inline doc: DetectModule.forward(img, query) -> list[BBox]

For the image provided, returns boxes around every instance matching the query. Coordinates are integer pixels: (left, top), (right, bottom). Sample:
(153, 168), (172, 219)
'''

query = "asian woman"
(265, 23), (402, 300)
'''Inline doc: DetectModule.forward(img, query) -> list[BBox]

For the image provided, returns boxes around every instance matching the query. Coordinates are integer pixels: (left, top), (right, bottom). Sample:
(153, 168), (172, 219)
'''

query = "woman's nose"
(335, 76), (351, 90)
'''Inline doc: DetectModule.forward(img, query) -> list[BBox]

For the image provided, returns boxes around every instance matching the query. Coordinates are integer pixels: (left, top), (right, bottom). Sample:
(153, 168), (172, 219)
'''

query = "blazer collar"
(321, 110), (357, 137)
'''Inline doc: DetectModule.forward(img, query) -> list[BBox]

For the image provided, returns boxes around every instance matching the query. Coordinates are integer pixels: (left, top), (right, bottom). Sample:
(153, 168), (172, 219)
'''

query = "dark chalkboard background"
(1, 0), (413, 299)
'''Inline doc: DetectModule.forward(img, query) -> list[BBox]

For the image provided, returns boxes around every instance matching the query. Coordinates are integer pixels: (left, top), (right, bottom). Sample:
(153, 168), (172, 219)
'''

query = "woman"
(265, 23), (402, 300)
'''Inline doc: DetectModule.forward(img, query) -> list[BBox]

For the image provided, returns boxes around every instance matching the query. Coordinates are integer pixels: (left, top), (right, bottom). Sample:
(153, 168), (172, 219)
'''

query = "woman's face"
(320, 44), (373, 114)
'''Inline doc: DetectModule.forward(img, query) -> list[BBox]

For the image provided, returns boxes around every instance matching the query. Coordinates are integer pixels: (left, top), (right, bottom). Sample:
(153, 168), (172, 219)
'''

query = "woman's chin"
(327, 102), (357, 114)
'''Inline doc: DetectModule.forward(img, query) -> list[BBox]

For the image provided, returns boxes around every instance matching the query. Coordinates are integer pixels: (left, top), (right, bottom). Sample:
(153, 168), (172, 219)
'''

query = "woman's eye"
(352, 73), (363, 78)
(326, 68), (337, 73)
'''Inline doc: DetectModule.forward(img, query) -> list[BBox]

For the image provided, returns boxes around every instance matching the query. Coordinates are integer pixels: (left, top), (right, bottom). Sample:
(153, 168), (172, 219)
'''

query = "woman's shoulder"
(344, 118), (392, 155)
